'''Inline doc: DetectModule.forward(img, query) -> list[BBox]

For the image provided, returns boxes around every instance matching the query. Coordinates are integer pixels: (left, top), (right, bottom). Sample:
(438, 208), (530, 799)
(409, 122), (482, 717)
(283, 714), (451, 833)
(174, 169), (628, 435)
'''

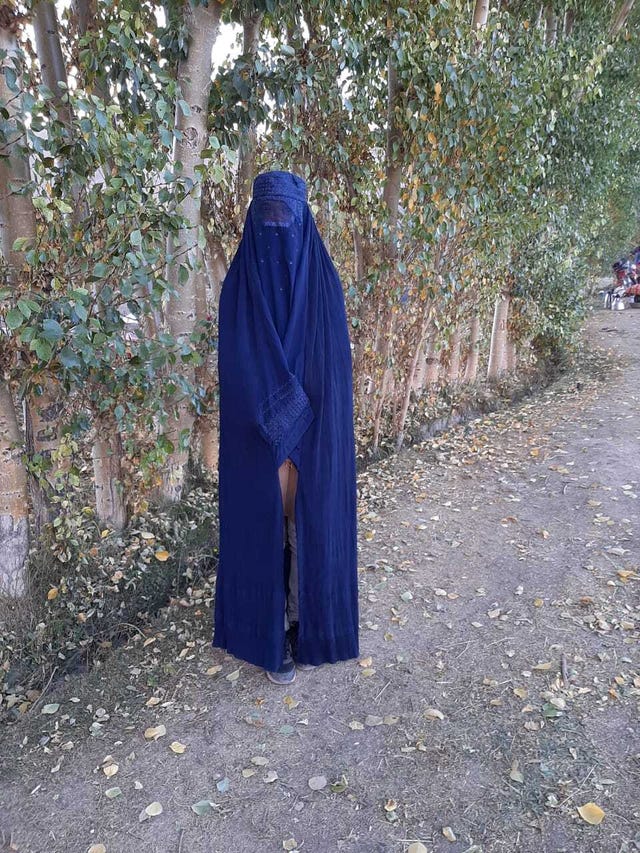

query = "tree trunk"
(397, 319), (428, 449)
(506, 339), (518, 373)
(32, 1), (71, 123)
(412, 350), (426, 392)
(447, 326), (462, 383)
(161, 1), (222, 503)
(371, 309), (394, 454)
(472, 0), (489, 29)
(72, 0), (110, 102)
(0, 381), (29, 597)
(72, 0), (97, 36)
(544, 4), (557, 45)
(235, 11), (262, 224)
(315, 179), (332, 252)
(463, 315), (481, 382)
(424, 333), (440, 385)
(487, 293), (510, 379)
(92, 410), (126, 530)
(371, 14), (403, 453)
(563, 8), (575, 36)
(0, 20), (37, 274)
(609, 0), (635, 37)
(204, 232), (228, 307)
(383, 41), (402, 258)
(23, 389), (63, 531)
(0, 11), (60, 534)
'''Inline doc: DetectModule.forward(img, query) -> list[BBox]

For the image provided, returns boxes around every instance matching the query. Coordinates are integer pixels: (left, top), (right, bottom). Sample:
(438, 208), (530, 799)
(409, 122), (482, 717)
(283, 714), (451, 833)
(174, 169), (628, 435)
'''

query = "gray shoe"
(265, 665), (296, 685)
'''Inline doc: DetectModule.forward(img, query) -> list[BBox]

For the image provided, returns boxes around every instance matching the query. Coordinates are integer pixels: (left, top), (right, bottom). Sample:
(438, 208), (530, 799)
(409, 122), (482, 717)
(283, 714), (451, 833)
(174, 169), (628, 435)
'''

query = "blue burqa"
(212, 171), (359, 670)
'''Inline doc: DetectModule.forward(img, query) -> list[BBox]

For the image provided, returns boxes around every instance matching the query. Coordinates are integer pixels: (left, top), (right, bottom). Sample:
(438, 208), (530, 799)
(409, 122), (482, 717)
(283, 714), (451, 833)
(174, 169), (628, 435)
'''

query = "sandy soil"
(1, 306), (638, 853)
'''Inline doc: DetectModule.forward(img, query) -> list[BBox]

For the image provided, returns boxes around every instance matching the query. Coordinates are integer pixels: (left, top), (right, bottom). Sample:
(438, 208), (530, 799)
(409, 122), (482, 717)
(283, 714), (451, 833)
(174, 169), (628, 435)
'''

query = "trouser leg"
(282, 517), (290, 631)
(278, 459), (299, 630)
(286, 516), (299, 625)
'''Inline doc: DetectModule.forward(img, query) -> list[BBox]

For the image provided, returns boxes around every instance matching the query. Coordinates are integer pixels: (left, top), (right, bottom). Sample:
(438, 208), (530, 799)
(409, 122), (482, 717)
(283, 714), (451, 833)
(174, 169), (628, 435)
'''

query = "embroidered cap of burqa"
(212, 170), (359, 670)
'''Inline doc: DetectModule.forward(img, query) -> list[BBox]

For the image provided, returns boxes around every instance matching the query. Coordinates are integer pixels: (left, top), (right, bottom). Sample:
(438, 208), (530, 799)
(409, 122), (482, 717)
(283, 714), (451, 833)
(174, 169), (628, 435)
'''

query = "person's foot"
(265, 632), (296, 685)
(265, 663), (296, 684)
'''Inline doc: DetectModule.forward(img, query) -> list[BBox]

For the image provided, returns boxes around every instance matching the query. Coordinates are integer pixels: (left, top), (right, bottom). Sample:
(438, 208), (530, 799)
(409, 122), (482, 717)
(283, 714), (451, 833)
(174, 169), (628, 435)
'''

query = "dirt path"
(1, 308), (639, 853)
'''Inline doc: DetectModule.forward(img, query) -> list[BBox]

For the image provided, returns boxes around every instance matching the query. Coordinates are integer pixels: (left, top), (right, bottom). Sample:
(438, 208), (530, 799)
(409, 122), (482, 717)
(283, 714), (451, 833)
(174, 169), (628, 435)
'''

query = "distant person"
(212, 171), (359, 684)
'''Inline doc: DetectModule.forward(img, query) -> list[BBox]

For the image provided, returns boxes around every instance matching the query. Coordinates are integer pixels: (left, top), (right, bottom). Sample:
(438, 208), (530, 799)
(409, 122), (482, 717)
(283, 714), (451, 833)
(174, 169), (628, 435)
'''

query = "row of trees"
(1, 0), (639, 596)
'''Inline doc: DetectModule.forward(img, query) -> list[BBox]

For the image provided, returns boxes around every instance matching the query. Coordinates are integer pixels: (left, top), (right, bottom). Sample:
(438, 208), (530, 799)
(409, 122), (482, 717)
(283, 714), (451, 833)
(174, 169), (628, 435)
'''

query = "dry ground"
(1, 306), (638, 853)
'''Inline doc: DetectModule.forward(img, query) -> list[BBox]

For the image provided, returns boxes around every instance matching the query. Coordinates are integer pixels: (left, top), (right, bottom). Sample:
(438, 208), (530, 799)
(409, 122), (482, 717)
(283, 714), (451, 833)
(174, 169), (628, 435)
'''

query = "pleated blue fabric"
(212, 170), (359, 670)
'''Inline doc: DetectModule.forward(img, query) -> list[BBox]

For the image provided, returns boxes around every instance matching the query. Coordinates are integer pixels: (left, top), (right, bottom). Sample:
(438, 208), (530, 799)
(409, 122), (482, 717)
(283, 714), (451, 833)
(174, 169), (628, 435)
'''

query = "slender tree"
(487, 290), (510, 379)
(0, 5), (31, 594)
(161, 0), (223, 502)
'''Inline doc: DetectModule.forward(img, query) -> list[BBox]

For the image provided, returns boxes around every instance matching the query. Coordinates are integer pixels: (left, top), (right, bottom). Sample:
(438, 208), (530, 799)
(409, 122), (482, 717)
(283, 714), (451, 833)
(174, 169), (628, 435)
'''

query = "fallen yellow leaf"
(617, 569), (637, 582)
(154, 549), (170, 562)
(577, 802), (605, 825)
(169, 741), (186, 754)
(144, 724), (167, 741)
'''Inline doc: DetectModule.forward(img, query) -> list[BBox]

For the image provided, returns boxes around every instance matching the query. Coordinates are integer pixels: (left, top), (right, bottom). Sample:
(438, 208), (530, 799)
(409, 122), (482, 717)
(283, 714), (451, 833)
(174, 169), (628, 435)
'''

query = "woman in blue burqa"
(212, 170), (359, 684)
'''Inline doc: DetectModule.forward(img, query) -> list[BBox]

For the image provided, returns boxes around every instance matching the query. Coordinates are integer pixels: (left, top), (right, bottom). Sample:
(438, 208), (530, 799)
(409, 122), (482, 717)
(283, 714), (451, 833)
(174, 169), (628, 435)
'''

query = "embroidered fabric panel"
(257, 374), (312, 451)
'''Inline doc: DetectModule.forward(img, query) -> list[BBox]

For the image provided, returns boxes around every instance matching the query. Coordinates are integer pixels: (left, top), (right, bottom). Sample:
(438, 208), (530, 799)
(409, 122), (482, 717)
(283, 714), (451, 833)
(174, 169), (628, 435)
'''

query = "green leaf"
(17, 299), (32, 319)
(58, 347), (81, 369)
(11, 237), (29, 252)
(6, 308), (24, 330)
(130, 230), (142, 247)
(34, 338), (53, 361)
(54, 199), (74, 214)
(42, 319), (64, 342)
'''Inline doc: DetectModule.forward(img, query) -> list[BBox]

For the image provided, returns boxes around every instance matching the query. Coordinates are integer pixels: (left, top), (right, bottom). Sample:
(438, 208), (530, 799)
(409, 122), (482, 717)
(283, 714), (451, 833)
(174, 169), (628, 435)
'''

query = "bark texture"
(544, 4), (558, 45)
(446, 326), (462, 383)
(472, 0), (489, 29)
(463, 315), (481, 382)
(609, 0), (635, 37)
(235, 11), (262, 223)
(161, 1), (222, 502)
(32, 1), (69, 110)
(487, 293), (510, 379)
(0, 14), (32, 592)
(92, 411), (126, 530)
(0, 382), (29, 597)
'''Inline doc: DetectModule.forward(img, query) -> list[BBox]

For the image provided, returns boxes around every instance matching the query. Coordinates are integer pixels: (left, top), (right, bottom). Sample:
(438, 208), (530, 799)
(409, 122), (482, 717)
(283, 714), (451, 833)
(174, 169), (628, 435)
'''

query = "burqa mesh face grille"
(253, 197), (302, 228)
